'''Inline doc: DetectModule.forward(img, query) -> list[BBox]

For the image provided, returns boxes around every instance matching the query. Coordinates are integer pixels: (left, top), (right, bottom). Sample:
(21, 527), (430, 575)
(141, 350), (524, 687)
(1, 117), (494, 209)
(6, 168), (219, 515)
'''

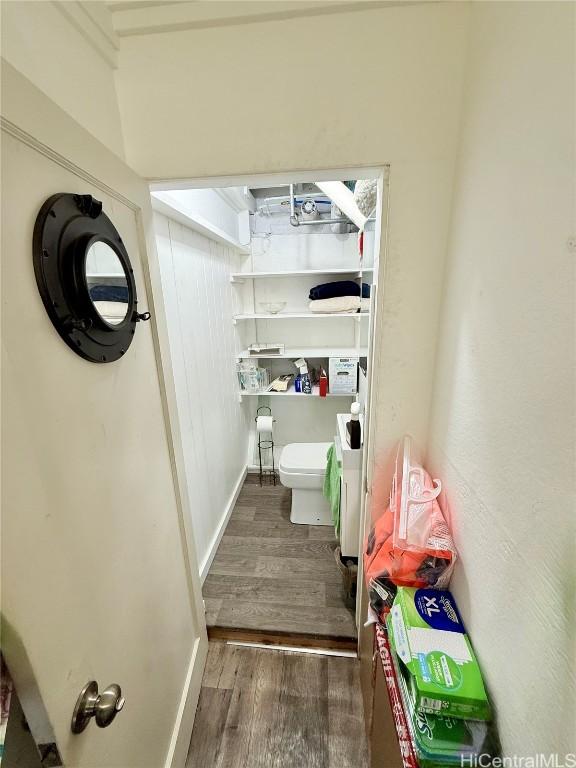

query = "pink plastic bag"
(364, 436), (457, 619)
(390, 436), (457, 579)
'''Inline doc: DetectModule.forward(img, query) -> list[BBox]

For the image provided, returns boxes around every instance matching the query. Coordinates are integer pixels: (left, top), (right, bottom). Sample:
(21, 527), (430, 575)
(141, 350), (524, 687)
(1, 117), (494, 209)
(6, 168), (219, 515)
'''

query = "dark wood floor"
(186, 642), (368, 768)
(203, 475), (357, 643)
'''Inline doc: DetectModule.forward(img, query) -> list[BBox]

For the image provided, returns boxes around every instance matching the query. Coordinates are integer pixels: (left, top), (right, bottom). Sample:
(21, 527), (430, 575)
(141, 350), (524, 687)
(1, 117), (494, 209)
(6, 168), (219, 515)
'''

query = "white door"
(1, 65), (207, 768)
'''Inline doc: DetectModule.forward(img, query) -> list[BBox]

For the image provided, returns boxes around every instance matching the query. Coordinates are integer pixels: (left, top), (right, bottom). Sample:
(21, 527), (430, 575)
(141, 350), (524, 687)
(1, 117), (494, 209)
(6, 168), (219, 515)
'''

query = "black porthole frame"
(33, 193), (150, 363)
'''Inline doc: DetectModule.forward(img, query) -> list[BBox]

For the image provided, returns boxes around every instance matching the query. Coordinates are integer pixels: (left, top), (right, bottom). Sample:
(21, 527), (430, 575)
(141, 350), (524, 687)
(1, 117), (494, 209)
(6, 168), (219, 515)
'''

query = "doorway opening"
(149, 168), (388, 651)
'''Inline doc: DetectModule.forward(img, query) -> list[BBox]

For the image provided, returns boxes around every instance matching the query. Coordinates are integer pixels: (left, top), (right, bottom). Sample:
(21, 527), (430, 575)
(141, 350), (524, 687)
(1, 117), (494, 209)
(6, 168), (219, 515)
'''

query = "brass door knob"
(71, 681), (125, 734)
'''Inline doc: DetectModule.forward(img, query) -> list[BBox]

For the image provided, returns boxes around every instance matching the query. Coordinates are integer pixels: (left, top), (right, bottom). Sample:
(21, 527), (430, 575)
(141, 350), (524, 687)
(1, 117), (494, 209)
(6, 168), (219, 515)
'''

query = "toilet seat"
(279, 442), (331, 475)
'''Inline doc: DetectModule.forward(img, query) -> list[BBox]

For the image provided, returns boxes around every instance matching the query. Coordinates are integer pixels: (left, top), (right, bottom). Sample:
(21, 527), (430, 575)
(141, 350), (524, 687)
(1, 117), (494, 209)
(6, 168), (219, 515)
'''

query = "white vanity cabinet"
(335, 412), (364, 558)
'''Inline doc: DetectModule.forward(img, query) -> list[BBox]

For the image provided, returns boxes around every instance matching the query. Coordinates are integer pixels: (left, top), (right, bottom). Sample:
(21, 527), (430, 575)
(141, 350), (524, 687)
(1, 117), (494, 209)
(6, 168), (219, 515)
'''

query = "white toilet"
(279, 442), (333, 526)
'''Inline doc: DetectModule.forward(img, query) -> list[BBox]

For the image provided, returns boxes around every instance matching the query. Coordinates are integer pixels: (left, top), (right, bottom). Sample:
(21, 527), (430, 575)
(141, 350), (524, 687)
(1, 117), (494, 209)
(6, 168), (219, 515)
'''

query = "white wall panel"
(248, 232), (366, 272)
(155, 212), (250, 575)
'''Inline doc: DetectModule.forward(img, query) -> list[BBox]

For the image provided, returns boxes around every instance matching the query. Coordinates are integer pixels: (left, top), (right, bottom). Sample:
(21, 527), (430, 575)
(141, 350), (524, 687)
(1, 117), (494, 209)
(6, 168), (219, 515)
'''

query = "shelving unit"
(237, 347), (368, 359)
(234, 311), (369, 322)
(239, 384), (356, 398)
(232, 219), (373, 404)
(230, 267), (374, 282)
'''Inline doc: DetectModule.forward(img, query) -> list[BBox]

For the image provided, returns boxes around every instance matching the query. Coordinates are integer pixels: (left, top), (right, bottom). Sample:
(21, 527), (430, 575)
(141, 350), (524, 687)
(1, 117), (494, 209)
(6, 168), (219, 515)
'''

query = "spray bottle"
(293, 358), (312, 394)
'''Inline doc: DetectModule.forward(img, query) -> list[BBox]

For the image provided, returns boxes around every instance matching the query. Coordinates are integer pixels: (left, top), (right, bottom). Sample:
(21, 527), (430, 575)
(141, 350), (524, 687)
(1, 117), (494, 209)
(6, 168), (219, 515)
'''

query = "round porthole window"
(85, 240), (131, 328)
(33, 193), (150, 363)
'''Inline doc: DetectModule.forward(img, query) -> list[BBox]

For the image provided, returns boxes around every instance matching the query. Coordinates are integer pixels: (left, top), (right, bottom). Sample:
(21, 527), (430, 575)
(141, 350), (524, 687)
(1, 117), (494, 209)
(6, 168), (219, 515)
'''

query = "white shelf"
(237, 347), (368, 359)
(233, 311), (369, 322)
(239, 384), (356, 398)
(231, 267), (374, 282)
(86, 273), (125, 279)
(151, 193), (251, 254)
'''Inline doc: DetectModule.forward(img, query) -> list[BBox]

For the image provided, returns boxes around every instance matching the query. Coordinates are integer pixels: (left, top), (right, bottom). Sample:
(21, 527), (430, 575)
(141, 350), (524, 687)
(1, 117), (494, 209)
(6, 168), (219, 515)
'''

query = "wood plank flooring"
(204, 475), (357, 643)
(186, 642), (368, 768)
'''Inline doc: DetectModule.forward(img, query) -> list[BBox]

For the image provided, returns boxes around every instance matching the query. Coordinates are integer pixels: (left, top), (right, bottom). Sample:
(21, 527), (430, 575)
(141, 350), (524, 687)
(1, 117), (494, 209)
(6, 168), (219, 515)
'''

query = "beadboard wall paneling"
(155, 212), (250, 575)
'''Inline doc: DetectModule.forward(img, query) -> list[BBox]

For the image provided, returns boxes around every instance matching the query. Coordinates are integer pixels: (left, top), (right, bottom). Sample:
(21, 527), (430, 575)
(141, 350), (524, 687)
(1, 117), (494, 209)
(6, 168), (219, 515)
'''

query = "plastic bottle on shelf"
(319, 369), (328, 397)
(346, 402), (362, 449)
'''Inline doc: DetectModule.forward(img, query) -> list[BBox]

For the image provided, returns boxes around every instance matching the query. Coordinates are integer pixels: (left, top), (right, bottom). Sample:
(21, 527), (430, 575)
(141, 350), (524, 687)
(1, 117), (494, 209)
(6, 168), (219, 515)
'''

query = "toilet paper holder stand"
(255, 406), (277, 486)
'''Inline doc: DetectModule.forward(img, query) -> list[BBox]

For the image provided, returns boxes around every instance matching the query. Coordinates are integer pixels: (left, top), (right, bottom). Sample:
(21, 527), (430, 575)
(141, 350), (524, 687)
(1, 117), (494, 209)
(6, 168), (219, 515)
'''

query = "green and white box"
(388, 587), (492, 722)
(328, 357), (358, 394)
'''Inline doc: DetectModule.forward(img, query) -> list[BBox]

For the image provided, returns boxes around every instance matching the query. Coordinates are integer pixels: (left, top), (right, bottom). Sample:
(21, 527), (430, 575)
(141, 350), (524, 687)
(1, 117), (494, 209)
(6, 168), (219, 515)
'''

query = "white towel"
(308, 296), (370, 314)
(93, 300), (128, 323)
(354, 179), (378, 218)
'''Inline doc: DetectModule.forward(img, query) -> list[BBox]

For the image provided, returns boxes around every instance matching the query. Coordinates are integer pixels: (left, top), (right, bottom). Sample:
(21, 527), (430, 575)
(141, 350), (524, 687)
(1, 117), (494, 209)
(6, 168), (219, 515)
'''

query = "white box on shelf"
(248, 343), (285, 356)
(329, 357), (359, 394)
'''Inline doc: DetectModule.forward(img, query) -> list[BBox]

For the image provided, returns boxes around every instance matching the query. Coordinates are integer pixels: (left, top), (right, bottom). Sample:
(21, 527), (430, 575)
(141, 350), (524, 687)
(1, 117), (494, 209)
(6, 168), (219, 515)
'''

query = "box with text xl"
(387, 587), (492, 722)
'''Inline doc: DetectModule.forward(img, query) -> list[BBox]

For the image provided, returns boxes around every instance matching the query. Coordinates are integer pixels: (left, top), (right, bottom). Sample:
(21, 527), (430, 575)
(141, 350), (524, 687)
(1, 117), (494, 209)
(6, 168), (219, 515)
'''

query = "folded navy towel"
(309, 281), (371, 301)
(89, 284), (129, 303)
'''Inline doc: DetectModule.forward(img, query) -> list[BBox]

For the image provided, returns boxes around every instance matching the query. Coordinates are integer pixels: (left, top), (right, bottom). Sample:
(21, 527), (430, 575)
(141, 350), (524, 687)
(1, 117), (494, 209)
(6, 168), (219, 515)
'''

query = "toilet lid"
(280, 442), (332, 474)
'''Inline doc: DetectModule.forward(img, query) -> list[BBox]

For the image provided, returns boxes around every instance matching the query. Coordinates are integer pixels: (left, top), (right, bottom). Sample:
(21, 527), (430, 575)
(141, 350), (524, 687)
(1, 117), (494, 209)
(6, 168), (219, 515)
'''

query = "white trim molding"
(109, 1), (411, 38)
(52, 1), (120, 68)
(163, 637), (207, 768)
(0, 117), (136, 211)
(199, 466), (247, 584)
(215, 186), (256, 214)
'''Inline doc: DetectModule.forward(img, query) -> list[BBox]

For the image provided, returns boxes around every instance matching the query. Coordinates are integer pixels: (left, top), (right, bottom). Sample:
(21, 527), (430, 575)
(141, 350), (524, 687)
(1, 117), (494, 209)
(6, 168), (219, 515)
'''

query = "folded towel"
(89, 284), (129, 303)
(309, 296), (370, 313)
(309, 281), (371, 301)
(309, 296), (359, 313)
(93, 301), (129, 322)
(323, 443), (342, 535)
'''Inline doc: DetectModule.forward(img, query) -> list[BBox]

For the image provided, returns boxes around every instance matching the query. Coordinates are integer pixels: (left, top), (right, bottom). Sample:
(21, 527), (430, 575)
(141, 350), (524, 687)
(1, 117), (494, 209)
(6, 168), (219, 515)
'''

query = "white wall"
(427, 2), (575, 756)
(115, 2), (470, 510)
(155, 212), (250, 579)
(1, 1), (125, 158)
(153, 188), (247, 244)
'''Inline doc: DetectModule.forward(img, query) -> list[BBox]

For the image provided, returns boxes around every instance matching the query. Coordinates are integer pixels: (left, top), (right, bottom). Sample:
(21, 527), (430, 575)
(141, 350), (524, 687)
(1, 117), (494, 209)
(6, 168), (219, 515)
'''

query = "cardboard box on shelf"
(329, 357), (358, 394)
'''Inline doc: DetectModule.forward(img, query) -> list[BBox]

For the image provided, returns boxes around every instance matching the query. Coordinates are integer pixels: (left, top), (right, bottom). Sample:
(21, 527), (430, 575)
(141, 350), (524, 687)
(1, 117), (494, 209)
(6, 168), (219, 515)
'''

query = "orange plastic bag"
(364, 436), (457, 619)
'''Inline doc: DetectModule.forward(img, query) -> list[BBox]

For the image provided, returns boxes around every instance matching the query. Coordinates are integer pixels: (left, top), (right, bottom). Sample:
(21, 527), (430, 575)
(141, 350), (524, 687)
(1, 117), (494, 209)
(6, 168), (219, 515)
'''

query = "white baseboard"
(199, 466), (247, 583)
(163, 635), (208, 768)
(247, 464), (275, 472)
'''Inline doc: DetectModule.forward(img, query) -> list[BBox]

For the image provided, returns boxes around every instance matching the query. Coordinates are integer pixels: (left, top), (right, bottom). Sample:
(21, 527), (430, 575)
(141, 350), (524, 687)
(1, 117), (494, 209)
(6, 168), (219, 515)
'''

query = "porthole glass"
(85, 241), (130, 327)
